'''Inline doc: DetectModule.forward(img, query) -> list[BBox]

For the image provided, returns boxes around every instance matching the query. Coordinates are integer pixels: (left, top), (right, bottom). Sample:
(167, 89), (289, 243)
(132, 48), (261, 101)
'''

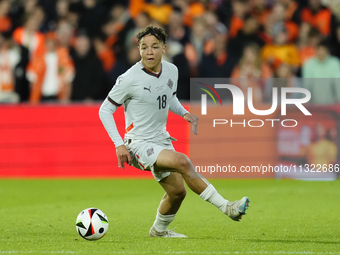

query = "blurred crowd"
(0, 0), (340, 104)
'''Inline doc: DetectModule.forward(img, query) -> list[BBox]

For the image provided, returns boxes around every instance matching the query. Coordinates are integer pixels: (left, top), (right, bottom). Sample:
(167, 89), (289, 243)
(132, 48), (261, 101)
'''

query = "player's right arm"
(99, 75), (132, 169)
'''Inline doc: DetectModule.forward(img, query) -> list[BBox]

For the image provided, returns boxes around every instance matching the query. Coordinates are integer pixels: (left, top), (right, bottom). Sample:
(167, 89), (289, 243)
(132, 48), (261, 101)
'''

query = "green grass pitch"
(0, 179), (339, 255)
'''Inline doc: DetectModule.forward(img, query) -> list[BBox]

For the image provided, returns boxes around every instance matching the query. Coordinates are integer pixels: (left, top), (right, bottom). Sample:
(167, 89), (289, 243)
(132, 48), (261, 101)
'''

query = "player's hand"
(116, 145), (132, 169)
(184, 113), (199, 135)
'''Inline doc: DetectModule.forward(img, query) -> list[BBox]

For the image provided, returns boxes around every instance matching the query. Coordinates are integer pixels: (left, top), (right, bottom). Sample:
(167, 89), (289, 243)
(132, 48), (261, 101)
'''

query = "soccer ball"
(76, 208), (109, 240)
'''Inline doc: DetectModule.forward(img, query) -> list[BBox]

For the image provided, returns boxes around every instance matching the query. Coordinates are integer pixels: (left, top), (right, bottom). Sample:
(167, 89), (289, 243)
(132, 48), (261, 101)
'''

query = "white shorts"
(124, 137), (176, 182)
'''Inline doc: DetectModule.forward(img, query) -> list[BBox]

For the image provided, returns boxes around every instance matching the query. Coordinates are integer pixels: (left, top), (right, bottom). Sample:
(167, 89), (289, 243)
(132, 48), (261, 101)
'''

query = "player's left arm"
(169, 65), (199, 134)
(169, 94), (199, 135)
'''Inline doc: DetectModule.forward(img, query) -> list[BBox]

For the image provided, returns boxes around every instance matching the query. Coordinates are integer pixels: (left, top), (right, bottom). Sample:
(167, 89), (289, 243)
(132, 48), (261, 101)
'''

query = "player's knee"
(176, 154), (191, 173)
(177, 188), (187, 200)
(170, 188), (187, 202)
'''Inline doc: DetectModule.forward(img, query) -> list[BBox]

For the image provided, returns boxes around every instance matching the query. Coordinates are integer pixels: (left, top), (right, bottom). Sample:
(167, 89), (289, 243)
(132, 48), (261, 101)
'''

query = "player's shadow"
(246, 239), (340, 245)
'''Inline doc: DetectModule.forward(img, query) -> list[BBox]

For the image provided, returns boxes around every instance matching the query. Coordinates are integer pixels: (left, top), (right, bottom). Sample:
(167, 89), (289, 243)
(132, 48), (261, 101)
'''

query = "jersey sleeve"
(169, 64), (189, 117)
(172, 65), (179, 96)
(107, 75), (132, 107)
(169, 95), (189, 117)
(98, 100), (124, 148)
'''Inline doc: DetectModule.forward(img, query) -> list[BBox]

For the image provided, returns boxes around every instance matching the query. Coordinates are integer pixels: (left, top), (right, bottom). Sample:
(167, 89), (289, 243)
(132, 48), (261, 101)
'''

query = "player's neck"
(141, 61), (162, 73)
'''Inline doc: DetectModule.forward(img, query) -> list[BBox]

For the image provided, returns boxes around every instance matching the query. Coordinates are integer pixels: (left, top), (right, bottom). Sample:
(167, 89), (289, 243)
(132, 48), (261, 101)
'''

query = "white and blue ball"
(76, 208), (109, 240)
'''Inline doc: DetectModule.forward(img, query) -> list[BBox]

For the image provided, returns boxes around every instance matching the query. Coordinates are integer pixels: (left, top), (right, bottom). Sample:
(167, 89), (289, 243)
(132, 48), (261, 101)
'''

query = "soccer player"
(99, 26), (250, 238)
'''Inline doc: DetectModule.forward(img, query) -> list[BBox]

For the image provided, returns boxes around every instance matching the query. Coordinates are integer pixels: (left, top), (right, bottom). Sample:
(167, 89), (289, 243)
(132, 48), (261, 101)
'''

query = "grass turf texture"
(0, 179), (339, 255)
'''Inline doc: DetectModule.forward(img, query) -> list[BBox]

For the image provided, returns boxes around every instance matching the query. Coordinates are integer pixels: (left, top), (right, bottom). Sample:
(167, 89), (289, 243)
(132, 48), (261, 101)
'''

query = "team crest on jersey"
(167, 79), (173, 89)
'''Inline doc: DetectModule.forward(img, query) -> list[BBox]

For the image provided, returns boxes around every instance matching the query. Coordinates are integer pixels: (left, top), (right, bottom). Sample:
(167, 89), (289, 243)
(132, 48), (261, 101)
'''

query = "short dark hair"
(136, 25), (167, 45)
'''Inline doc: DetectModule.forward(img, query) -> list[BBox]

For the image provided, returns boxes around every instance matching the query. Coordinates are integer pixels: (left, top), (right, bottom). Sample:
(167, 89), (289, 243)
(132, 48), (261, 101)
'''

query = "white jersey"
(106, 60), (187, 141)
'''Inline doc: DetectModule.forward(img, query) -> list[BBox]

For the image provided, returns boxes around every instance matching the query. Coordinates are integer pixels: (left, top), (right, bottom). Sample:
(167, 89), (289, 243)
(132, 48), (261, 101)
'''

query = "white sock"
(199, 184), (229, 212)
(152, 211), (176, 232)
